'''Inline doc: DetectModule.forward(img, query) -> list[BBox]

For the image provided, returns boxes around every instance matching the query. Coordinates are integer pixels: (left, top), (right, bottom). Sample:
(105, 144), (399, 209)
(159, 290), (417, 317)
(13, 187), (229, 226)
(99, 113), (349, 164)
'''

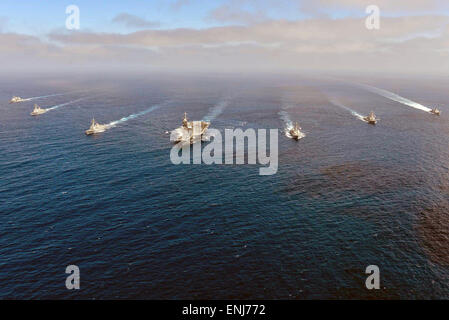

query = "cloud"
(205, 0), (298, 24)
(50, 16), (449, 47)
(2, 14), (449, 74)
(300, 0), (449, 14)
(207, 5), (269, 24)
(112, 13), (160, 29)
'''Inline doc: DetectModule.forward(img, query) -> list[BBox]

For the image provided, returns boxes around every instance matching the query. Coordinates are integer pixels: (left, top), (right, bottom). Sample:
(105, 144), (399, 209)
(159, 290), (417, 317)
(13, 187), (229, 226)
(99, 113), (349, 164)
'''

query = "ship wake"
(360, 84), (432, 113)
(329, 99), (366, 122)
(26, 93), (69, 102)
(45, 97), (88, 111)
(279, 108), (305, 139)
(202, 100), (229, 122)
(20, 90), (89, 103)
(105, 104), (162, 129)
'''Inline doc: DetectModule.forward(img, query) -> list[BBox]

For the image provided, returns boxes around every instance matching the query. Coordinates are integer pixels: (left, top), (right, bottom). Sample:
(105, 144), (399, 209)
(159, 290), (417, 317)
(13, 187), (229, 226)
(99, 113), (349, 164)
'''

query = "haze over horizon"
(1, 0), (449, 74)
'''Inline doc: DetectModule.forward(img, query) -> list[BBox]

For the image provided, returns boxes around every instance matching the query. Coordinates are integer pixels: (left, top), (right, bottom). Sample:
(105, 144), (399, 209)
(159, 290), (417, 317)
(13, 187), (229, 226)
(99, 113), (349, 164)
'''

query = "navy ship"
(289, 122), (303, 140)
(30, 104), (47, 116)
(430, 107), (441, 115)
(10, 96), (26, 104)
(85, 118), (107, 135)
(363, 111), (378, 125)
(172, 112), (210, 144)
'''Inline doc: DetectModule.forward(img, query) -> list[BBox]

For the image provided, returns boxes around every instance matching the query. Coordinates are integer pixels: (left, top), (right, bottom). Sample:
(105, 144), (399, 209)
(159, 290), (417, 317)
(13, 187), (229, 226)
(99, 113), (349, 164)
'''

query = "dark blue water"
(1, 73), (448, 299)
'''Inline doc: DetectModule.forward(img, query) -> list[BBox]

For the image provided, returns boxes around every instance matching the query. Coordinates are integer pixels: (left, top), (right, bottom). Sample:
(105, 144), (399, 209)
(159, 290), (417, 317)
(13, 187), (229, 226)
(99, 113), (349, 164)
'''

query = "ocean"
(0, 72), (448, 299)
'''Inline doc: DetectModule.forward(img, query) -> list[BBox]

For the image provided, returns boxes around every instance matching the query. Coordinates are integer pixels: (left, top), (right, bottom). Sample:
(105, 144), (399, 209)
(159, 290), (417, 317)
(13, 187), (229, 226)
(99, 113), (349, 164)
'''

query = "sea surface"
(0, 72), (448, 299)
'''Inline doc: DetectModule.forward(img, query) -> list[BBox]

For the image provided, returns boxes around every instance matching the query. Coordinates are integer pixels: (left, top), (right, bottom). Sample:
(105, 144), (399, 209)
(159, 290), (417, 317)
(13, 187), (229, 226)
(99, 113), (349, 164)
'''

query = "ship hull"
(363, 117), (377, 125)
(172, 121), (210, 144)
(31, 111), (47, 116)
(85, 128), (105, 135)
(290, 133), (300, 140)
(10, 98), (25, 104)
(289, 129), (302, 140)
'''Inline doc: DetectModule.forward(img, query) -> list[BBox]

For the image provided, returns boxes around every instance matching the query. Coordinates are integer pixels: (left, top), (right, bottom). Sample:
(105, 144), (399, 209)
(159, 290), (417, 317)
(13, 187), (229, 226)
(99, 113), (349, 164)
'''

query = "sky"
(1, 0), (449, 74)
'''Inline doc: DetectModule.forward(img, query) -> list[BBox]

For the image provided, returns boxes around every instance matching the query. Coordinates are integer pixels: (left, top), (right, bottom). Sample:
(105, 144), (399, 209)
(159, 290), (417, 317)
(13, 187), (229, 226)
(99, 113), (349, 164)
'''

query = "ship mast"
(183, 112), (188, 127)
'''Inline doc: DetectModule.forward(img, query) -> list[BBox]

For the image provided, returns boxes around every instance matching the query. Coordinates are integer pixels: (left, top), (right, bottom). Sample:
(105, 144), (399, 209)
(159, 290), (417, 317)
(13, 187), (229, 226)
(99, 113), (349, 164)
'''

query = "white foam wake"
(20, 90), (90, 103)
(26, 93), (67, 101)
(106, 104), (161, 129)
(329, 99), (366, 122)
(45, 97), (87, 111)
(279, 109), (293, 127)
(202, 100), (229, 122)
(360, 84), (432, 113)
(279, 108), (305, 139)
